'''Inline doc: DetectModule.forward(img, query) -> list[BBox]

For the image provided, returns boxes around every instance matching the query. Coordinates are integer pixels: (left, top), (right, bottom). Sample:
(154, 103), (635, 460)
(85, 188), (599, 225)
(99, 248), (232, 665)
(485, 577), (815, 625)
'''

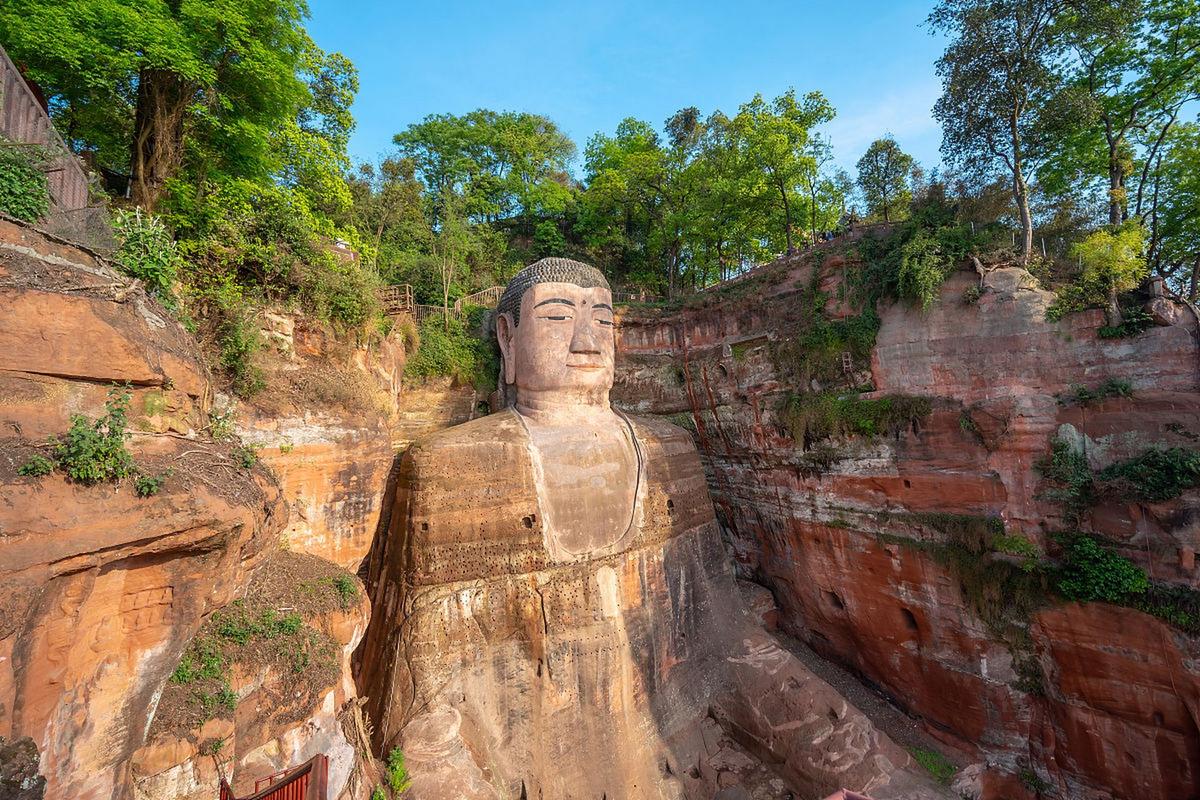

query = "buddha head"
(496, 257), (615, 412)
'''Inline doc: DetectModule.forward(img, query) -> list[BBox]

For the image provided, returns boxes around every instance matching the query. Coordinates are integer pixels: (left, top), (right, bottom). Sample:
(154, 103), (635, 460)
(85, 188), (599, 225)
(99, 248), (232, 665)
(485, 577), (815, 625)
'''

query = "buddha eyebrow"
(593, 303), (613, 311)
(534, 298), (575, 309)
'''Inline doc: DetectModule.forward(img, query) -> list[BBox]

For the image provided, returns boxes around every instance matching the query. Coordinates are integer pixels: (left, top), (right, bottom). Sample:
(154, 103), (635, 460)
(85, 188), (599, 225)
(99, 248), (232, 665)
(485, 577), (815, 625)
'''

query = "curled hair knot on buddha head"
(497, 257), (611, 326)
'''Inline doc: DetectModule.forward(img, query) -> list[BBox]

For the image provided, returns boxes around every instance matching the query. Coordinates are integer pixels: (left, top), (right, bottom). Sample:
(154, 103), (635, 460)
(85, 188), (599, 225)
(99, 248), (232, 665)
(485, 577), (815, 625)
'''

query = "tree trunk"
(130, 68), (191, 211)
(1106, 286), (1123, 328)
(1011, 162), (1033, 263)
(780, 184), (794, 255)
(1108, 158), (1124, 226)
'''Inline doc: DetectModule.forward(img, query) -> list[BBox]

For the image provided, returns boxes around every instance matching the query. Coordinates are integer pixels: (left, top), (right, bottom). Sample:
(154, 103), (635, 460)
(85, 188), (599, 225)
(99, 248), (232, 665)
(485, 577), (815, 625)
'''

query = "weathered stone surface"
(132, 553), (371, 800)
(358, 410), (941, 799)
(0, 218), (289, 800)
(613, 241), (1200, 799)
(0, 437), (284, 800)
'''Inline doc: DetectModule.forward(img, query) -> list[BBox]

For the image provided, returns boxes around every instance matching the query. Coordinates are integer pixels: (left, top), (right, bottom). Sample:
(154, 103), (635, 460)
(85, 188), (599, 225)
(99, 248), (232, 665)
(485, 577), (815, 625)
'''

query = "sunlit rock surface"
(358, 409), (941, 799)
(613, 235), (1200, 799)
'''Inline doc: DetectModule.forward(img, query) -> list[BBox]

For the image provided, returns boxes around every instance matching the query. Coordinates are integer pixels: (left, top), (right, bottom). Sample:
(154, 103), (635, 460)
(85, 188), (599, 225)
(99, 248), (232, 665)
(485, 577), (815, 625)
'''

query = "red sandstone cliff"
(0, 217), (407, 800)
(613, 239), (1200, 800)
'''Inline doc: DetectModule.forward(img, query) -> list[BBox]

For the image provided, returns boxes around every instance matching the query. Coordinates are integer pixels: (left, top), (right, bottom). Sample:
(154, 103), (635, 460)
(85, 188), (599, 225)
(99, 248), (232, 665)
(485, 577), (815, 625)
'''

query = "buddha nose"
(569, 315), (602, 355)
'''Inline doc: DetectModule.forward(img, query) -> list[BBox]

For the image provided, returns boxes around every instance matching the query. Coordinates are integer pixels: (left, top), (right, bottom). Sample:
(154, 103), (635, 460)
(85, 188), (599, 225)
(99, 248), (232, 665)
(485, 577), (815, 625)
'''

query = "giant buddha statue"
(357, 258), (940, 800)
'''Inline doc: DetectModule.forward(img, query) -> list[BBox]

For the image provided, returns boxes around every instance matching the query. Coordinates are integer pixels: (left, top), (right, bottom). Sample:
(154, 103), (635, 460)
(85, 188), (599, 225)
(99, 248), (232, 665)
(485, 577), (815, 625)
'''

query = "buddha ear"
(496, 312), (517, 384)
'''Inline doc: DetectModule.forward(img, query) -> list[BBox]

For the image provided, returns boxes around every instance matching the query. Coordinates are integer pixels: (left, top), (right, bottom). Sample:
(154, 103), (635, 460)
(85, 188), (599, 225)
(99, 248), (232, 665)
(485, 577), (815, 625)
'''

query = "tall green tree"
(576, 118), (669, 288)
(0, 0), (323, 210)
(1145, 121), (1200, 297)
(856, 136), (916, 223)
(1055, 0), (1200, 224)
(688, 112), (772, 283)
(930, 0), (1064, 261)
(730, 90), (834, 254)
(347, 157), (427, 272)
(393, 109), (575, 228)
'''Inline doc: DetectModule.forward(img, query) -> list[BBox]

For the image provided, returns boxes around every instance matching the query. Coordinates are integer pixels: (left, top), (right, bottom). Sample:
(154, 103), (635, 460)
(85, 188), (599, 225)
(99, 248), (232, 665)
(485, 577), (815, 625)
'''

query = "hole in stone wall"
(903, 479), (912, 488)
(522, 515), (535, 529)
(717, 363), (729, 378)
(667, 499), (675, 516)
(1153, 711), (1165, 726)
(421, 521), (429, 531)
(901, 607), (919, 632)
(823, 590), (845, 610)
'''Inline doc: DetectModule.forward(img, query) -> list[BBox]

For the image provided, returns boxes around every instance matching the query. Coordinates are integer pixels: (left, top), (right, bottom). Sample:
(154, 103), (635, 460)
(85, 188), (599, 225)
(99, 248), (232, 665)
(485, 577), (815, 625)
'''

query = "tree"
(1071, 222), (1148, 324)
(576, 118), (669, 289)
(0, 0), (344, 211)
(688, 112), (772, 283)
(730, 90), (834, 254)
(347, 157), (426, 273)
(1144, 122), (1200, 297)
(433, 189), (471, 327)
(393, 109), (575, 228)
(856, 137), (916, 223)
(800, 134), (835, 241)
(1056, 0), (1200, 224)
(930, 0), (1064, 262)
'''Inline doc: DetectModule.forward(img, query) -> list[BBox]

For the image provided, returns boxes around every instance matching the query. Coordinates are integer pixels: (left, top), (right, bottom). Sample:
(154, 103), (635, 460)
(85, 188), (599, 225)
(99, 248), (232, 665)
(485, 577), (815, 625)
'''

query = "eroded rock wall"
(613, 241), (1200, 799)
(0, 217), (286, 800)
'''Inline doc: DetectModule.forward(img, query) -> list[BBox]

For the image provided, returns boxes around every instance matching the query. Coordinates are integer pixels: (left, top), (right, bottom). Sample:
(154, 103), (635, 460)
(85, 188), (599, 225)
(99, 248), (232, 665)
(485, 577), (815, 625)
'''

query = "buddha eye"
(540, 315), (572, 321)
(596, 319), (614, 327)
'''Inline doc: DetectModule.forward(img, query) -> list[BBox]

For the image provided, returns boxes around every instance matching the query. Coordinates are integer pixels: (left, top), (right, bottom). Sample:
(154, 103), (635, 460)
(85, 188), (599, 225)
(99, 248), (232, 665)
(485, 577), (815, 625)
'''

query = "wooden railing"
(220, 754), (328, 800)
(455, 285), (503, 311)
(0, 43), (89, 211)
(379, 284), (413, 316)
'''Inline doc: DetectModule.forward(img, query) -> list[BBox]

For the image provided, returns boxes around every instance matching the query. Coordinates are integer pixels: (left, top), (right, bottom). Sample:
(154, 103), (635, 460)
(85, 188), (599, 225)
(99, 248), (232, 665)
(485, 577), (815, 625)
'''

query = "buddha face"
(497, 281), (616, 403)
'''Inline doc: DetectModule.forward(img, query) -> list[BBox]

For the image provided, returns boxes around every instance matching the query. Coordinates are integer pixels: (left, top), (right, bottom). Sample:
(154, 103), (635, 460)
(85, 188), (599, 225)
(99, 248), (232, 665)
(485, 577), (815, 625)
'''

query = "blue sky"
(307, 0), (949, 176)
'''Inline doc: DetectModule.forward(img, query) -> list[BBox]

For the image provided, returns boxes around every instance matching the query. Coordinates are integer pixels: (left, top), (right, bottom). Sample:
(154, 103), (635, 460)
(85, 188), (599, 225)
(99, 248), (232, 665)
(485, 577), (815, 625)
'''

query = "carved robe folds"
(358, 411), (938, 800)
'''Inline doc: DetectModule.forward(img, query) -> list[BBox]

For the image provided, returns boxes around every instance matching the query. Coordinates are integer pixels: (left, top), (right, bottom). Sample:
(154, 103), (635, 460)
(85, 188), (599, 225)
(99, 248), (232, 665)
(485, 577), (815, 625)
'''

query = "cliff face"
(232, 312), (407, 571)
(613, 239), (1200, 800)
(0, 217), (286, 800)
(0, 217), (400, 800)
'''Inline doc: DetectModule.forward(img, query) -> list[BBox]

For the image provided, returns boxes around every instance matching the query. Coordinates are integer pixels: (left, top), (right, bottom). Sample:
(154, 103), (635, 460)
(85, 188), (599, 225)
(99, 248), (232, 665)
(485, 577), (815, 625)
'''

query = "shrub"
(330, 575), (358, 609)
(1071, 222), (1147, 314)
(404, 314), (499, 391)
(17, 454), (55, 477)
(1097, 446), (1200, 503)
(962, 284), (982, 305)
(772, 309), (881, 388)
(218, 312), (266, 398)
(1035, 437), (1093, 524)
(898, 229), (952, 310)
(51, 386), (137, 484)
(0, 140), (50, 222)
(1098, 306), (1154, 339)
(908, 747), (956, 785)
(782, 391), (932, 444)
(112, 208), (183, 304)
(134, 471), (169, 497)
(1058, 378), (1133, 406)
(232, 444), (259, 470)
(386, 748), (412, 794)
(1055, 534), (1149, 603)
(171, 637), (224, 684)
(394, 314), (420, 354)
